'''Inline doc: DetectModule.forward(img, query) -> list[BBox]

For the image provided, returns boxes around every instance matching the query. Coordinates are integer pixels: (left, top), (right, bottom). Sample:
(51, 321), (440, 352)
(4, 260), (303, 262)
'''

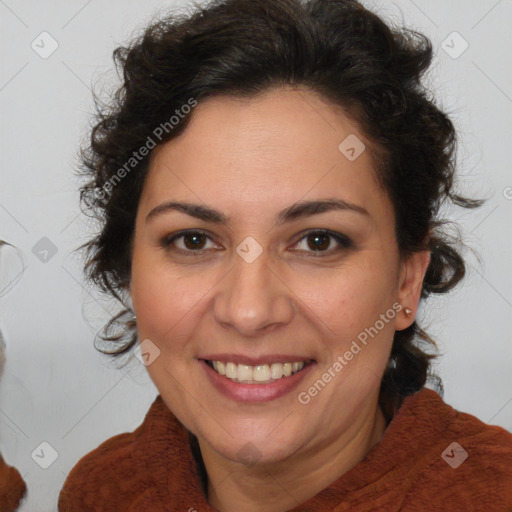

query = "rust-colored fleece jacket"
(58, 388), (512, 511)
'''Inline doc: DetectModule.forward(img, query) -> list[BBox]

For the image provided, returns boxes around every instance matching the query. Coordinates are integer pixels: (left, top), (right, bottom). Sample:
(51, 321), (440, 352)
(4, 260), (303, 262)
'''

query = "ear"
(395, 250), (431, 331)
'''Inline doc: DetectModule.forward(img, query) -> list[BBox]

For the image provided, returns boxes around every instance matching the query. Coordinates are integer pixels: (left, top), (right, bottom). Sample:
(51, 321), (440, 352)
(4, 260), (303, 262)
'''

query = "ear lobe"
(395, 250), (431, 331)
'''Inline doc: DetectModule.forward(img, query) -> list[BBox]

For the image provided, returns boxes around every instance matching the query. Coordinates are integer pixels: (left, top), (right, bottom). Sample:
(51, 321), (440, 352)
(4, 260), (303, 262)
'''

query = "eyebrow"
(146, 198), (369, 226)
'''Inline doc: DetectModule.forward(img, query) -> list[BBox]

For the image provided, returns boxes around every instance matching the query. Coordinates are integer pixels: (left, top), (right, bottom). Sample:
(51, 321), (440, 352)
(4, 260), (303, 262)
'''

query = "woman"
(58, 0), (512, 510)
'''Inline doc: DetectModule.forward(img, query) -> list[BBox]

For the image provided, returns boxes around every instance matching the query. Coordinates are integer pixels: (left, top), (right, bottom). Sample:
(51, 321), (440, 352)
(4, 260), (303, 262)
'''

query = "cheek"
(297, 258), (398, 331)
(130, 249), (210, 342)
(294, 256), (398, 378)
(132, 278), (203, 343)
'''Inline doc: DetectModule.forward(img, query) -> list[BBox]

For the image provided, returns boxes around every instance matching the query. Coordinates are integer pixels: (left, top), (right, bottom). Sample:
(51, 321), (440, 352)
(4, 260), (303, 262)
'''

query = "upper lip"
(199, 354), (315, 366)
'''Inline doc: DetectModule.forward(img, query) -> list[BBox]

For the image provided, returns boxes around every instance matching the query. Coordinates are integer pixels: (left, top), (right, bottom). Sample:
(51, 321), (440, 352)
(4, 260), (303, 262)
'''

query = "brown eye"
(306, 233), (330, 251)
(160, 230), (217, 255)
(293, 230), (352, 255)
(181, 232), (208, 250)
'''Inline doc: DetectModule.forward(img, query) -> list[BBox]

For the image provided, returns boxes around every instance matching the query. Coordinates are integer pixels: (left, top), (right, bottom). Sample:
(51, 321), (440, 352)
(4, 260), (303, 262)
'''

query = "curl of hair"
(77, 0), (483, 409)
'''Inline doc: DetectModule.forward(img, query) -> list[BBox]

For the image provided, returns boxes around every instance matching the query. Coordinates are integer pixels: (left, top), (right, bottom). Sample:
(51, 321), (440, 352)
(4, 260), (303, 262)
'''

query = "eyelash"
(160, 229), (353, 257)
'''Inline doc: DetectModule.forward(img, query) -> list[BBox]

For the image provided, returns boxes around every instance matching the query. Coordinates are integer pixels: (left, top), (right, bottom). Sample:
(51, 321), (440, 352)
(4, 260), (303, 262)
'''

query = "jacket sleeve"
(58, 432), (138, 512)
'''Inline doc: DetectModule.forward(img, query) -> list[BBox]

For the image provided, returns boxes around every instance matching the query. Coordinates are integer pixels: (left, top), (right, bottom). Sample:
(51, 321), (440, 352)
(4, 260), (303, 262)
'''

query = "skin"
(130, 86), (430, 511)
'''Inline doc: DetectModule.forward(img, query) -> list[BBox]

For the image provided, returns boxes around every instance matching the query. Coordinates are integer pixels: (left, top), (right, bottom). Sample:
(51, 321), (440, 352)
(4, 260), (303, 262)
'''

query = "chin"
(195, 416), (307, 467)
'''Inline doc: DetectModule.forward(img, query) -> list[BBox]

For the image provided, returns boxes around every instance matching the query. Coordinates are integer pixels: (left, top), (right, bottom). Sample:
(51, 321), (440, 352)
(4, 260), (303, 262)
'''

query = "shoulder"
(401, 388), (512, 509)
(58, 430), (141, 511)
(58, 395), (169, 512)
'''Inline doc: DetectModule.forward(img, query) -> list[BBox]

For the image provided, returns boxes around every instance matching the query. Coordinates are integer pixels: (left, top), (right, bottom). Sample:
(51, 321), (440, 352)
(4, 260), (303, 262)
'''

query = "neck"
(200, 399), (388, 512)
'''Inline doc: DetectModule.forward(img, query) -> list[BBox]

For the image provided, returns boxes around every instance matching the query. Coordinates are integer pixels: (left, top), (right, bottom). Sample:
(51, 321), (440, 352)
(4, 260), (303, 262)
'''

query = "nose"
(213, 248), (295, 337)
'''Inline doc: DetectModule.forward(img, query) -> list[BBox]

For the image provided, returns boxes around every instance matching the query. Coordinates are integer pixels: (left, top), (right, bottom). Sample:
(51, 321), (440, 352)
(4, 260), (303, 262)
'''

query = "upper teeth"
(211, 361), (305, 383)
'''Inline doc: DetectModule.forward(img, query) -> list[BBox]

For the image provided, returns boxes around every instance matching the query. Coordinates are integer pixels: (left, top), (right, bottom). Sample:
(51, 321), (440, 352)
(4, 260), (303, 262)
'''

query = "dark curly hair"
(78, 0), (482, 417)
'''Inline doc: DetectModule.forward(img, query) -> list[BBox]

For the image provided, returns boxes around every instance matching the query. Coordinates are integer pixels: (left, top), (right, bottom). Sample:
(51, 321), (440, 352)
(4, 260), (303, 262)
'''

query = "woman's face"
(130, 86), (426, 467)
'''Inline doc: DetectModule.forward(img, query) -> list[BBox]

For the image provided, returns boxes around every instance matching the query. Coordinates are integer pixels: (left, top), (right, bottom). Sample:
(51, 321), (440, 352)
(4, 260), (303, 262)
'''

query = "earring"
(404, 307), (413, 317)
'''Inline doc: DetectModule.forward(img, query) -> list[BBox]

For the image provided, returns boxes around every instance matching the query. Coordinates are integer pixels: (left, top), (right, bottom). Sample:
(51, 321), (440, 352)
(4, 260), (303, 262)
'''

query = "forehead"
(139, 87), (391, 223)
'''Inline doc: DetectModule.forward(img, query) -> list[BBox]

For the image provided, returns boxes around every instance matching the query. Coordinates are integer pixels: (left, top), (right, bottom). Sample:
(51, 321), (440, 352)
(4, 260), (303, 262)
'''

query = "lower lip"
(199, 359), (315, 403)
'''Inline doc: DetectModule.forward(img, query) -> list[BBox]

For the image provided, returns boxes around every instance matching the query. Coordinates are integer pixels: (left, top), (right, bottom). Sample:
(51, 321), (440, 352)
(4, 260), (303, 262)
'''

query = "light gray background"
(0, 0), (511, 510)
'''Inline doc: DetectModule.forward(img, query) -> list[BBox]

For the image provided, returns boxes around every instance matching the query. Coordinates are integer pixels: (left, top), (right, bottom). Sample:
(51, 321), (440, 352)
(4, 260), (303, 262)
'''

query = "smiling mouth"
(203, 359), (314, 384)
